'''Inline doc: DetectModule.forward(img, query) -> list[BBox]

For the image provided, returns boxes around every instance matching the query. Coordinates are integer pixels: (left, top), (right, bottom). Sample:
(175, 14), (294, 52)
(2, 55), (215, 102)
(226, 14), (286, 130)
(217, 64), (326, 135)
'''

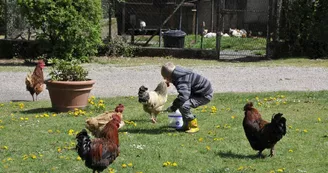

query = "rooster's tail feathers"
(25, 74), (33, 86)
(243, 102), (254, 111)
(271, 113), (287, 135)
(76, 129), (91, 160)
(138, 86), (150, 103)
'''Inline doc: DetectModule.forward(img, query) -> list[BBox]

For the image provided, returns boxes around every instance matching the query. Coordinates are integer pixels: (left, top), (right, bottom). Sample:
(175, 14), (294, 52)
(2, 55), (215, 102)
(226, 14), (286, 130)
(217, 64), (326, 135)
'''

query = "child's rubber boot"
(185, 118), (199, 133)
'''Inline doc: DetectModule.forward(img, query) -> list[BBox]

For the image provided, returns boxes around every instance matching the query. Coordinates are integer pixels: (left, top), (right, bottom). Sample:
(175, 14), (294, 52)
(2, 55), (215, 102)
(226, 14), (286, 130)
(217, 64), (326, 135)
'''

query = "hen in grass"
(76, 114), (121, 173)
(85, 104), (125, 137)
(243, 102), (286, 157)
(138, 81), (169, 123)
(25, 59), (45, 101)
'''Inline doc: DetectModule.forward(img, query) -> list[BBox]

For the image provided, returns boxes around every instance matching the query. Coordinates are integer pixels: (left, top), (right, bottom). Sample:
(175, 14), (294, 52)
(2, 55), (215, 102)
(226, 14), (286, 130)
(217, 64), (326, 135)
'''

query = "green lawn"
(133, 34), (266, 52)
(1, 91), (327, 172)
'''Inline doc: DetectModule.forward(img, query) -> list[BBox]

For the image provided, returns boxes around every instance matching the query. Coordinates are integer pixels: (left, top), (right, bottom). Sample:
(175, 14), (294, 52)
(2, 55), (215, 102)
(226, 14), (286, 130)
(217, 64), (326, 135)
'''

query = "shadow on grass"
(122, 125), (176, 134)
(20, 107), (54, 114)
(216, 150), (259, 159)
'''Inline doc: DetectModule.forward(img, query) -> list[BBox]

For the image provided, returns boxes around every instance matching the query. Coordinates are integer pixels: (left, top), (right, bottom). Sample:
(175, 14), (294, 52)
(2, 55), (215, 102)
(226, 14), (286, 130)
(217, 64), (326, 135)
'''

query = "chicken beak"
(165, 81), (170, 87)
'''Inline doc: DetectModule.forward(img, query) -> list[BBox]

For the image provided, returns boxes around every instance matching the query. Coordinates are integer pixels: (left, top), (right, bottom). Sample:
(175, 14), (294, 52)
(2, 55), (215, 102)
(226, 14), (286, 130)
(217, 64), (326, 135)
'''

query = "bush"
(48, 59), (88, 81)
(101, 36), (136, 57)
(17, 0), (103, 61)
(281, 0), (328, 58)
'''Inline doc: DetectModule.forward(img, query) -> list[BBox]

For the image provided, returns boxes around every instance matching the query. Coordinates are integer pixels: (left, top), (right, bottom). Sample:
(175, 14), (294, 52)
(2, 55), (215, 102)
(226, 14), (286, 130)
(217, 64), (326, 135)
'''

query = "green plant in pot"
(46, 59), (95, 112)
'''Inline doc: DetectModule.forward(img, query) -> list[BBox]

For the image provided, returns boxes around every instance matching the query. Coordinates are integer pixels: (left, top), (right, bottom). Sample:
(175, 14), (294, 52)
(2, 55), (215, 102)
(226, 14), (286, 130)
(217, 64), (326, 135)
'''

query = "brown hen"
(243, 102), (287, 157)
(85, 104), (124, 137)
(25, 59), (45, 101)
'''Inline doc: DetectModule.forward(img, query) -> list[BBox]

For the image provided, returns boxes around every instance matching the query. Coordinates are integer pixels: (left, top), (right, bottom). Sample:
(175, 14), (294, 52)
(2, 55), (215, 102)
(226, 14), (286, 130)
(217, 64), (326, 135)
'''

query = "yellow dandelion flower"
(39, 154), (43, 157)
(283, 101), (287, 104)
(44, 113), (49, 118)
(76, 156), (82, 161)
(237, 166), (244, 171)
(7, 158), (13, 161)
(48, 130), (53, 133)
(20, 117), (24, 120)
(128, 163), (133, 167)
(269, 170), (275, 173)
(255, 96), (259, 100)
(231, 115), (236, 119)
(296, 128), (300, 132)
(30, 154), (37, 159)
(0, 125), (4, 129)
(68, 129), (75, 135)
(40, 114), (44, 118)
(277, 168), (284, 172)
(25, 117), (28, 120)
(288, 125), (292, 129)
(214, 138), (224, 141)
(22, 155), (29, 160)
(0, 120), (2, 123)
(122, 164), (127, 168)
(281, 95), (285, 98)
(166, 161), (171, 165)
(163, 162), (168, 167)
(288, 149), (293, 153)
(57, 148), (62, 153)
(172, 162), (178, 167)
(2, 146), (8, 150)
(198, 138), (204, 142)
(206, 146), (211, 151)
(35, 115), (39, 118)
(318, 117), (321, 122)
(264, 98), (268, 101)
(109, 168), (115, 173)
(216, 125), (221, 128)
(303, 129), (308, 133)
(52, 113), (57, 117)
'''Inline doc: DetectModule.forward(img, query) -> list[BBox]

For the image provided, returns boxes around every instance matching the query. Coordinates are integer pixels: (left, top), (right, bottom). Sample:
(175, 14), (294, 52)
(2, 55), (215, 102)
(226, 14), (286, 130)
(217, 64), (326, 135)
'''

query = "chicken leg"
(269, 146), (275, 157)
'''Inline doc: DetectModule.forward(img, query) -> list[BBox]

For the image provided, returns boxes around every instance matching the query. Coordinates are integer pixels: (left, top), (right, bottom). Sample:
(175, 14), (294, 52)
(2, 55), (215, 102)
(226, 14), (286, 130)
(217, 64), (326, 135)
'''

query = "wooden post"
(108, 0), (112, 42)
(201, 21), (205, 49)
(122, 2), (126, 35)
(266, 0), (273, 58)
(4, 0), (8, 39)
(216, 0), (223, 59)
(195, 0), (199, 43)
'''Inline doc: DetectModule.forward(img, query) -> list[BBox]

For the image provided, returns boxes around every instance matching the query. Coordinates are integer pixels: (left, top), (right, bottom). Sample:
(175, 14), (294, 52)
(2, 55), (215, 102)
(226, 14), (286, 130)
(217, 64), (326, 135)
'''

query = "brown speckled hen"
(25, 59), (45, 101)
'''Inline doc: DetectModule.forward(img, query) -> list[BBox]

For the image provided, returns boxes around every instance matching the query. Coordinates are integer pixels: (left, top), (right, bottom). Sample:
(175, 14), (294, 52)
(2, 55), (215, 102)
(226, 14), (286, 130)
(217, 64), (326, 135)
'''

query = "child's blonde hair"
(161, 62), (176, 78)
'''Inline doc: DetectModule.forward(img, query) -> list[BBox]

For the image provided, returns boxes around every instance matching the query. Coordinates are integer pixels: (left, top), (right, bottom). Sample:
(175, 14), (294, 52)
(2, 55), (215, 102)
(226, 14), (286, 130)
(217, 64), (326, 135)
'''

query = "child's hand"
(165, 106), (174, 112)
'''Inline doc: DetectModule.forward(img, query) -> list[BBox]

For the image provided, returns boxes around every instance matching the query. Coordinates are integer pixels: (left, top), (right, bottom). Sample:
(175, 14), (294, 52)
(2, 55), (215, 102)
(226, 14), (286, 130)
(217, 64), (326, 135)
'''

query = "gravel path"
(1, 64), (328, 102)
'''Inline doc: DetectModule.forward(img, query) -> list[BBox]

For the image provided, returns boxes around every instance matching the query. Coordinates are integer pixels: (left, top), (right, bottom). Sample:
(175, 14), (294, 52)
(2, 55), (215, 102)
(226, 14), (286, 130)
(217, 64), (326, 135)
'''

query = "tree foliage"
(282, 0), (328, 58)
(17, 0), (103, 61)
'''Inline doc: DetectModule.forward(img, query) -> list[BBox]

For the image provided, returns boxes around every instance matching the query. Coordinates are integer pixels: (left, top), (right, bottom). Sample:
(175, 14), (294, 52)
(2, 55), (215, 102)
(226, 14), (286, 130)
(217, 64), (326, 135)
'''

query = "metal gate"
(216, 0), (269, 59)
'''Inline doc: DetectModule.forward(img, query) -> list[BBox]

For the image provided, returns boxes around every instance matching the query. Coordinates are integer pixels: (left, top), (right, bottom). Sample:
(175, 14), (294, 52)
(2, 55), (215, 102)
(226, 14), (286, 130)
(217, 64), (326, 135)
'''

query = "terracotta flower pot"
(46, 80), (95, 112)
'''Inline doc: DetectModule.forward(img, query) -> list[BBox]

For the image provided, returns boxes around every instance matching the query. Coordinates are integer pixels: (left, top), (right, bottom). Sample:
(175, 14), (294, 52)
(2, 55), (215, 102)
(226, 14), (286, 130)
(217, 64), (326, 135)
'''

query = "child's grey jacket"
(170, 66), (213, 110)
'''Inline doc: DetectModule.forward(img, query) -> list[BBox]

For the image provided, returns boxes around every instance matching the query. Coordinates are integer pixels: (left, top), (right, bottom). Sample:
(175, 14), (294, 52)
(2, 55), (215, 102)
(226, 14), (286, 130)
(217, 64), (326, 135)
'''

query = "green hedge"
(17, 0), (103, 61)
